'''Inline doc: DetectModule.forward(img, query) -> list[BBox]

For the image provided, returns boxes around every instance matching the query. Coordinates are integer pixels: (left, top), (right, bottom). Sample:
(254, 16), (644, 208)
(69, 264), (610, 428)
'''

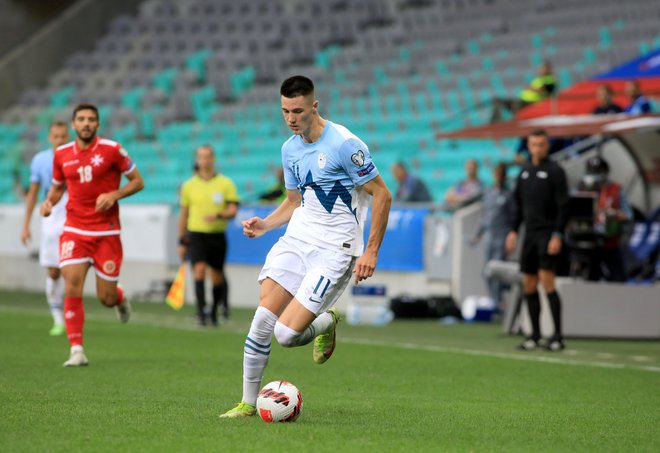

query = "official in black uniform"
(506, 129), (569, 351)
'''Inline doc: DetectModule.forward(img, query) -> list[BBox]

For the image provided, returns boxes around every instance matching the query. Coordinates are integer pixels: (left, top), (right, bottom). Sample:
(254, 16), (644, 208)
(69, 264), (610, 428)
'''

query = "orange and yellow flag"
(166, 264), (186, 310)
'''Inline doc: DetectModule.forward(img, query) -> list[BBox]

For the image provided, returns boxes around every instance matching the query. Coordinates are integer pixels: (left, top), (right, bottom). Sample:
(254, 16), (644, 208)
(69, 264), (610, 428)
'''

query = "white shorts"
(258, 236), (356, 316)
(39, 200), (66, 268)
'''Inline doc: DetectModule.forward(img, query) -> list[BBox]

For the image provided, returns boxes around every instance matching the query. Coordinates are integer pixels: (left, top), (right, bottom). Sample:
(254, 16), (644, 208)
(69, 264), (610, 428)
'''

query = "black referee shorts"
(520, 230), (559, 275)
(188, 232), (227, 270)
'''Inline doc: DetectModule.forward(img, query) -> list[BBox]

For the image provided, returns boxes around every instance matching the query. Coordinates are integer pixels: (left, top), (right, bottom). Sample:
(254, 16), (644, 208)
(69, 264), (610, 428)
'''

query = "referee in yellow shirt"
(178, 145), (239, 326)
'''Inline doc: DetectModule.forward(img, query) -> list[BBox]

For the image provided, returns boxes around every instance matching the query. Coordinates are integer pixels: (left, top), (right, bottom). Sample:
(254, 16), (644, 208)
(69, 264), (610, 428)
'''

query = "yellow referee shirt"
(180, 174), (240, 233)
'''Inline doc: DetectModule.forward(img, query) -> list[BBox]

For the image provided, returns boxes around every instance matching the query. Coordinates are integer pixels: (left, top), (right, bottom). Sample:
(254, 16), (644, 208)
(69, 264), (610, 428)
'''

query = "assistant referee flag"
(166, 264), (186, 310)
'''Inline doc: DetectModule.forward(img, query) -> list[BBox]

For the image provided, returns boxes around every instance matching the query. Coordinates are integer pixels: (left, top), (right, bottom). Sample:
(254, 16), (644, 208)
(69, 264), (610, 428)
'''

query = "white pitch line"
(342, 338), (660, 374)
(631, 356), (652, 362)
(2, 304), (660, 373)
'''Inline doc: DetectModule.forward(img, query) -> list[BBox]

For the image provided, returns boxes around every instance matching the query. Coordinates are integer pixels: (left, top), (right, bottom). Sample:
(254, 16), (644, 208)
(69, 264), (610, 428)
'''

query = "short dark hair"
(50, 120), (68, 129)
(280, 75), (314, 98)
(586, 155), (610, 175)
(528, 128), (548, 139)
(494, 162), (508, 188)
(72, 103), (99, 121)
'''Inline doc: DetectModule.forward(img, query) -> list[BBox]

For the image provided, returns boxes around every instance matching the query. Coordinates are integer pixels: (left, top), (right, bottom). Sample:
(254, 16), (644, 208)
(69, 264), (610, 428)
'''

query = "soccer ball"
(256, 380), (303, 423)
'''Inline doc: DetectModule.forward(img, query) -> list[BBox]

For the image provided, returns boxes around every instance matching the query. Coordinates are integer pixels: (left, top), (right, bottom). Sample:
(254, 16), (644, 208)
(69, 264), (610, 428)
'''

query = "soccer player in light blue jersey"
(221, 76), (392, 418)
(21, 121), (70, 336)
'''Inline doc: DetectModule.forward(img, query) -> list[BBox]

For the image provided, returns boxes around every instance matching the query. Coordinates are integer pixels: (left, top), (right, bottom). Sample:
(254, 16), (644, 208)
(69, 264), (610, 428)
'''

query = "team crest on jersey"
(351, 150), (365, 166)
(318, 153), (327, 169)
(522, 171), (529, 179)
(102, 260), (116, 274)
(91, 154), (104, 167)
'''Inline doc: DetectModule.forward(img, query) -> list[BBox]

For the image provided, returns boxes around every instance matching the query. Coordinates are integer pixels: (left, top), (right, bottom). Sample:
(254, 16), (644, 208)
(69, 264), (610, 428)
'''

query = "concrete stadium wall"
(0, 0), (78, 58)
(2, 202), (657, 339)
(0, 204), (452, 310)
(514, 278), (660, 339)
(0, 254), (451, 314)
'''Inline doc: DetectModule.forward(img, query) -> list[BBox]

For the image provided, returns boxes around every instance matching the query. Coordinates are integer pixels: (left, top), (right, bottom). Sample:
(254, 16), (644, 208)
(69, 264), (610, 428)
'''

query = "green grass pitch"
(1, 289), (658, 452)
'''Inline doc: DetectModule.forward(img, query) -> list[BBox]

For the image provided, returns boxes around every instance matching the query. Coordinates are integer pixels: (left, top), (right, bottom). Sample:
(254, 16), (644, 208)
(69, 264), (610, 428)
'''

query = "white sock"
(71, 345), (84, 354)
(273, 311), (335, 348)
(46, 277), (64, 326)
(242, 306), (278, 406)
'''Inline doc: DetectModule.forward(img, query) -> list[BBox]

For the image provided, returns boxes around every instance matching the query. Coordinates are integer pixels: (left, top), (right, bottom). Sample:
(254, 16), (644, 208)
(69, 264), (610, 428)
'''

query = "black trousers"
(587, 247), (625, 282)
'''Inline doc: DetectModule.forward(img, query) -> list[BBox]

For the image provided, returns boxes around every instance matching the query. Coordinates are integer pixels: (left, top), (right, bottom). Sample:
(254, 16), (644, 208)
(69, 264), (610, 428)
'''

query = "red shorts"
(59, 231), (123, 281)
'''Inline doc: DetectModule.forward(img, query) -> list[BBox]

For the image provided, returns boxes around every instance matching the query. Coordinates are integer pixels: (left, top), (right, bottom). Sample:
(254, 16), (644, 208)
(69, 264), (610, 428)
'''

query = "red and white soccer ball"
(256, 380), (303, 423)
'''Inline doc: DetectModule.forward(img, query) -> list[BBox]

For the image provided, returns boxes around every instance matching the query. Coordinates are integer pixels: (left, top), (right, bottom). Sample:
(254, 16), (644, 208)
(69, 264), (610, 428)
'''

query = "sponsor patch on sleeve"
(357, 162), (375, 177)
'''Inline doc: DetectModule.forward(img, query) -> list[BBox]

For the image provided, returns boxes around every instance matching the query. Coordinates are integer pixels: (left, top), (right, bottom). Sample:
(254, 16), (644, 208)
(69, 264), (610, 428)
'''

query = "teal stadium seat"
(185, 48), (212, 83)
(153, 68), (178, 95)
(190, 85), (218, 124)
(599, 27), (612, 49)
(3, 0), (659, 213)
(229, 66), (256, 99)
(49, 86), (75, 108)
(121, 87), (146, 111)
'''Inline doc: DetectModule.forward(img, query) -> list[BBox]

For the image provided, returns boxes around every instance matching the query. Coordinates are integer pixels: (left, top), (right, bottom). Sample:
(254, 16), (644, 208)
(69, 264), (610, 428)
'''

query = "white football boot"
(63, 346), (89, 367)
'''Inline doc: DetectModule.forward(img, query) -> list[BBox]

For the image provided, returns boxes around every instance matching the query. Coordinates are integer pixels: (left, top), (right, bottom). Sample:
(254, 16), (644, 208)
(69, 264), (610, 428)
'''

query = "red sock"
(116, 285), (124, 305)
(64, 296), (84, 347)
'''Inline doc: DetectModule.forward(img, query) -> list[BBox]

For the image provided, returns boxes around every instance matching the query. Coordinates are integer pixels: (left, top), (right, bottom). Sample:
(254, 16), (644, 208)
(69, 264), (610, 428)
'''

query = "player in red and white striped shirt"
(40, 103), (145, 367)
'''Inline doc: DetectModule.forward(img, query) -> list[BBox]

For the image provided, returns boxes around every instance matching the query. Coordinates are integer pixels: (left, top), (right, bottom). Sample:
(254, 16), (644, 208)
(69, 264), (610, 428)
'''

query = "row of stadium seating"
(1, 0), (659, 204)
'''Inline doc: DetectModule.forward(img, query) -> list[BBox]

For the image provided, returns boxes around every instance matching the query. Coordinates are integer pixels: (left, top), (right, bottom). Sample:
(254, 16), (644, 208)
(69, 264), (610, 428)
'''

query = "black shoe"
(545, 336), (565, 352)
(209, 316), (219, 327)
(516, 338), (541, 351)
(196, 314), (207, 327)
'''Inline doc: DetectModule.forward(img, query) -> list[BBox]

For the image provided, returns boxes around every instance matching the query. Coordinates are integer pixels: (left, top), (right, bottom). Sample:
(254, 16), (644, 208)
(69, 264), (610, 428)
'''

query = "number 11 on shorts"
(313, 275), (331, 299)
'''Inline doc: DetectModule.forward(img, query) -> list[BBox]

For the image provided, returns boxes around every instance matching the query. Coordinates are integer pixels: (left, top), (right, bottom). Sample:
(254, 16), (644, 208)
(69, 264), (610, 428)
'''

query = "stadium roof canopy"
(436, 114), (660, 139)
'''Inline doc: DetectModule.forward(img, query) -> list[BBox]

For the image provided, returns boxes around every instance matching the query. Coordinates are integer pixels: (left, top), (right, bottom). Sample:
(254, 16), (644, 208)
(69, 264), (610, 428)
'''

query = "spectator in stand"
(490, 61), (557, 123)
(443, 159), (483, 210)
(624, 80), (652, 115)
(593, 84), (623, 115)
(391, 161), (432, 203)
(470, 163), (513, 311)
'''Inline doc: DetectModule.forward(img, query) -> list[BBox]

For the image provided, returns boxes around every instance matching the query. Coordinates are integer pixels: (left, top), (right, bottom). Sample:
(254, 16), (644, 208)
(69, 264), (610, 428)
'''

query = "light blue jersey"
(30, 148), (67, 222)
(30, 149), (56, 198)
(281, 121), (379, 256)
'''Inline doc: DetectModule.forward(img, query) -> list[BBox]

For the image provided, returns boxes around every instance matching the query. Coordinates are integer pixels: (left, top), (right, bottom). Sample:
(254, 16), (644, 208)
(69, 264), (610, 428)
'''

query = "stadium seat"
(2, 0), (659, 205)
